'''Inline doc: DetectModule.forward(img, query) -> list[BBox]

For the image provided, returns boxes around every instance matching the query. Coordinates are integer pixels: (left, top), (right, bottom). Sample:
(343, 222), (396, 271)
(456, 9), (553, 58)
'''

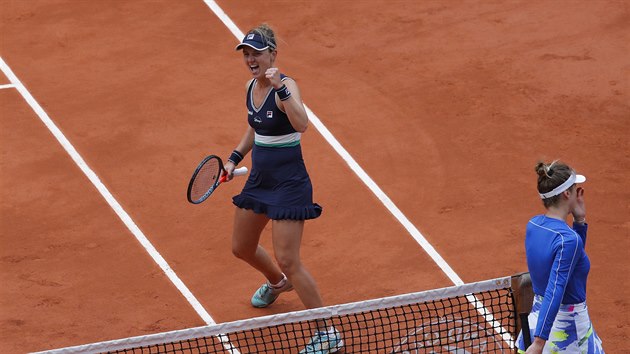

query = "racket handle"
(233, 167), (248, 176)
(220, 167), (249, 183)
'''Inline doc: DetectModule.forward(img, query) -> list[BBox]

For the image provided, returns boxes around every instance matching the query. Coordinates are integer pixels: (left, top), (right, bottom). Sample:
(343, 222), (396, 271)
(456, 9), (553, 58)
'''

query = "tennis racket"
(187, 155), (248, 204)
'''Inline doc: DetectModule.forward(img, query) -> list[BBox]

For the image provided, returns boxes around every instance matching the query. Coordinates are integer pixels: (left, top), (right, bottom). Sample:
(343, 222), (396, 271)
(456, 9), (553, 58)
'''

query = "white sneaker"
(299, 327), (343, 354)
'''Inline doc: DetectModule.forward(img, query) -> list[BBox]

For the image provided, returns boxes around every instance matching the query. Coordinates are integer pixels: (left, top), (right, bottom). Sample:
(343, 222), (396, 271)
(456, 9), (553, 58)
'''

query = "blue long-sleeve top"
(525, 215), (590, 340)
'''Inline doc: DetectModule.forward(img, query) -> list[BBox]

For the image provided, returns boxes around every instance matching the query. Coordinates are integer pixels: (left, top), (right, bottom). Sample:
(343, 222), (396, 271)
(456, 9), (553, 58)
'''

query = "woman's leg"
(232, 208), (284, 284)
(272, 219), (323, 309)
(273, 219), (342, 350)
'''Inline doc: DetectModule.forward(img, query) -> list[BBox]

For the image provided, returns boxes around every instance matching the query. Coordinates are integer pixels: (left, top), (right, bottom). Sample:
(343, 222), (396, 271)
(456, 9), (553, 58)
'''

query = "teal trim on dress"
(254, 140), (301, 148)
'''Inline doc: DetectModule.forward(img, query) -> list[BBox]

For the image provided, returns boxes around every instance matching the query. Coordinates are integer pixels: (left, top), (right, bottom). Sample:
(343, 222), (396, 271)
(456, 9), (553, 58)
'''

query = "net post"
(511, 272), (533, 352)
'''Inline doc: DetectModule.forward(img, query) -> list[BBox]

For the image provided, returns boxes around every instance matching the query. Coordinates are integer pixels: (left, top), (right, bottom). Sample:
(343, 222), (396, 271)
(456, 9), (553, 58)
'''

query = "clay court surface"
(1, 0), (628, 352)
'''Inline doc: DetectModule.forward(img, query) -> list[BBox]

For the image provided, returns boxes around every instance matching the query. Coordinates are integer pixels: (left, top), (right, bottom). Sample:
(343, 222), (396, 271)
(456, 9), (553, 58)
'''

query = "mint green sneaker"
(250, 279), (293, 308)
(299, 328), (343, 354)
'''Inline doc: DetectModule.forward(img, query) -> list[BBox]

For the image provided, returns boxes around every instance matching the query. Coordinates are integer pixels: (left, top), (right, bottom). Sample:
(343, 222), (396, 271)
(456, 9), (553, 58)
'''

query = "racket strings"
(191, 159), (221, 201)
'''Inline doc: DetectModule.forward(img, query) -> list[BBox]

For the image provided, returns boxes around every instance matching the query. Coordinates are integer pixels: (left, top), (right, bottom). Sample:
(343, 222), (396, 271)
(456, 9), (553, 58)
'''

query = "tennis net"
(38, 275), (520, 353)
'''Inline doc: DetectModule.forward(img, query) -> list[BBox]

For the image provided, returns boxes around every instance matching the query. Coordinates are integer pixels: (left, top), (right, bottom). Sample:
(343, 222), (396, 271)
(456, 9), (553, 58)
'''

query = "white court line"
(0, 56), (239, 348)
(204, 1), (513, 348)
(203, 0), (464, 286)
(0, 58), (239, 352)
(0, 83), (16, 89)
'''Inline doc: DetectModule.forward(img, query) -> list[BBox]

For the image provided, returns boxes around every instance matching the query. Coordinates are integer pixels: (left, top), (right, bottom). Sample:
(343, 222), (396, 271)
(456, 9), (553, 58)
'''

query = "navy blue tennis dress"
(232, 75), (322, 220)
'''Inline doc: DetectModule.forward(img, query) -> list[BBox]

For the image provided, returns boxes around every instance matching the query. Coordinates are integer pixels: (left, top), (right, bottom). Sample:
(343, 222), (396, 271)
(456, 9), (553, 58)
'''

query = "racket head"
(187, 155), (225, 204)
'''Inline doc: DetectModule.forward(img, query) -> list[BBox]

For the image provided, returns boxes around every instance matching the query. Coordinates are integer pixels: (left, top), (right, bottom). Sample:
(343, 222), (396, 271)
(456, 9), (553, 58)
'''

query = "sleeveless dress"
(232, 75), (322, 220)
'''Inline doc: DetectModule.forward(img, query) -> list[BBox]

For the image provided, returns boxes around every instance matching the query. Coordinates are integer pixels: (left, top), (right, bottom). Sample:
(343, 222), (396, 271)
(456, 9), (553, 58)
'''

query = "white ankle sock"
(270, 274), (287, 289)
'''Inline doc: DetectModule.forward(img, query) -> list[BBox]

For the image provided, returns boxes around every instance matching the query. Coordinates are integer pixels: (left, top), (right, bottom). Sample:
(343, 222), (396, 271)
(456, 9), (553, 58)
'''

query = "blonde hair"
(249, 23), (276, 51)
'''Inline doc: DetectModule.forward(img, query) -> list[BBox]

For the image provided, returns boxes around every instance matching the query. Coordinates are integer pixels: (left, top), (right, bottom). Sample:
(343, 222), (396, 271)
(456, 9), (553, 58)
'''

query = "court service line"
(0, 83), (16, 89)
(203, 0), (465, 287)
(0, 56), (218, 326)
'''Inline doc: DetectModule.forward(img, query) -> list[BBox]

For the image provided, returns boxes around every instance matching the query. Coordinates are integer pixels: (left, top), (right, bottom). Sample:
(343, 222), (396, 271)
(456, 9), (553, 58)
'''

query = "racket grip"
(220, 167), (249, 183)
(233, 167), (248, 176)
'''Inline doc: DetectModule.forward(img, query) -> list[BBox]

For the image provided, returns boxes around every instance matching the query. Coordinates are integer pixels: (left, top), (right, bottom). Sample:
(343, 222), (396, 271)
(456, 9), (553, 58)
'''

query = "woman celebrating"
(517, 160), (604, 353)
(224, 24), (342, 353)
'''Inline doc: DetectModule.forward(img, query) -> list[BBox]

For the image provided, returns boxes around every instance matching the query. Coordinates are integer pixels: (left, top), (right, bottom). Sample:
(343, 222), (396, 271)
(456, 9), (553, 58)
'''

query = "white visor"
(539, 172), (586, 199)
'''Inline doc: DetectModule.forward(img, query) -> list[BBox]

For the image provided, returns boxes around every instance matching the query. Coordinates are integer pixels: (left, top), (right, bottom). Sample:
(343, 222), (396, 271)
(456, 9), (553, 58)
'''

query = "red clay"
(1, 0), (628, 352)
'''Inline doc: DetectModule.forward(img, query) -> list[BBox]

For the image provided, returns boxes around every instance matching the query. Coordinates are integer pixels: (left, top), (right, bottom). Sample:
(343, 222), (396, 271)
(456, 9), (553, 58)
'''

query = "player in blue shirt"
(224, 24), (342, 353)
(517, 160), (604, 353)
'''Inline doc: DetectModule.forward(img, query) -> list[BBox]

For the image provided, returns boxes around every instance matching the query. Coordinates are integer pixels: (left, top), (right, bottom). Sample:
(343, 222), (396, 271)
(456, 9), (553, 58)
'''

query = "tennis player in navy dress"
(516, 160), (604, 354)
(232, 73), (322, 220)
(224, 24), (342, 353)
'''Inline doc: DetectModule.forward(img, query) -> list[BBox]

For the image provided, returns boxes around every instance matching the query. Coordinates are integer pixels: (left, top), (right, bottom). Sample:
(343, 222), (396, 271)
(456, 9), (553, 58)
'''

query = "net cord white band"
(34, 276), (512, 354)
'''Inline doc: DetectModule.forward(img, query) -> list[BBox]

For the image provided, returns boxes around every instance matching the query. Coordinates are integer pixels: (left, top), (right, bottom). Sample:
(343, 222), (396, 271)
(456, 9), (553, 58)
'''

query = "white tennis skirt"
(516, 295), (604, 353)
